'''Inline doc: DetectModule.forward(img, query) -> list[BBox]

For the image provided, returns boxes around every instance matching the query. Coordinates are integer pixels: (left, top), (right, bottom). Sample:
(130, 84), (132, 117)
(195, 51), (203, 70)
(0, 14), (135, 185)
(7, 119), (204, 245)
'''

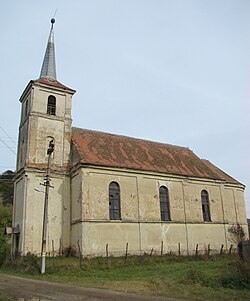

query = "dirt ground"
(0, 274), (181, 301)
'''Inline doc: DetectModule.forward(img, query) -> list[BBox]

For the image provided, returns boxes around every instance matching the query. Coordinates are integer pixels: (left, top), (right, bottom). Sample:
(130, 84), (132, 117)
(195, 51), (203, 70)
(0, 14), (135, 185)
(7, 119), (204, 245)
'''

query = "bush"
(0, 203), (12, 228)
(4, 252), (40, 273)
(220, 260), (250, 289)
(0, 231), (7, 266)
(228, 223), (246, 244)
(183, 268), (214, 287)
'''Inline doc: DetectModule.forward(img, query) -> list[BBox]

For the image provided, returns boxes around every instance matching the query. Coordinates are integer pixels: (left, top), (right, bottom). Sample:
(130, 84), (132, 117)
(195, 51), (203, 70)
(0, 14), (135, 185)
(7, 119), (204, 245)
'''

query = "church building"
(12, 20), (248, 256)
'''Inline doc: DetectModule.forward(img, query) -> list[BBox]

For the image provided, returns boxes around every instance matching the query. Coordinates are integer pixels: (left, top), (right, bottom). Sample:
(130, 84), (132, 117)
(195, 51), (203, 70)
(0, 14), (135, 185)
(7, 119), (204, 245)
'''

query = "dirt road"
(0, 274), (181, 301)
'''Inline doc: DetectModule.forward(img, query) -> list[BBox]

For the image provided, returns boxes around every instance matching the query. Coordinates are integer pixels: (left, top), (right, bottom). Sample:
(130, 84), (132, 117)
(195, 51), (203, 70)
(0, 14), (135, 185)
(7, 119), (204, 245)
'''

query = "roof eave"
(76, 161), (244, 187)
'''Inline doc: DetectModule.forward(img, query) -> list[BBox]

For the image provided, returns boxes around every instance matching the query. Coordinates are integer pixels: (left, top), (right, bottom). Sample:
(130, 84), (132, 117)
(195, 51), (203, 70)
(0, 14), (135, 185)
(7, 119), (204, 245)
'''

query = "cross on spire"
(40, 18), (57, 80)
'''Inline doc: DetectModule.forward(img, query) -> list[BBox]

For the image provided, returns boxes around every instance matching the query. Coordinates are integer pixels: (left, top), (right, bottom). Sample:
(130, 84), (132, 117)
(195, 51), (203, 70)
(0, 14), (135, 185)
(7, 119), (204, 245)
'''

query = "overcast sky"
(1, 0), (249, 217)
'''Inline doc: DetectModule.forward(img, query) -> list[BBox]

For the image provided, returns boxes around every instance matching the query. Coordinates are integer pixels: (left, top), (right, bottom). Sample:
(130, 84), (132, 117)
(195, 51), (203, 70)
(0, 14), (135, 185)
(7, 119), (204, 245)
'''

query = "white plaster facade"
(13, 79), (74, 255)
(69, 166), (248, 256)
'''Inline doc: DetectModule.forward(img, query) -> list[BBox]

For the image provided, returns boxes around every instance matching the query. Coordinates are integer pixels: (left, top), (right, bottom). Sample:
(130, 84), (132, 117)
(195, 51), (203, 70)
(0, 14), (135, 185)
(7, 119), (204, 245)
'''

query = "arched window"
(109, 182), (121, 220)
(47, 95), (56, 115)
(201, 190), (211, 222)
(159, 186), (171, 221)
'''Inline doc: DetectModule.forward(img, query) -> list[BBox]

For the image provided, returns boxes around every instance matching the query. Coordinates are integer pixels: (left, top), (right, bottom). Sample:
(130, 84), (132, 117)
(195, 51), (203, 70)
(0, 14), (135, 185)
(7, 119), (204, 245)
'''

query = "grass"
(1, 254), (250, 301)
(0, 293), (15, 301)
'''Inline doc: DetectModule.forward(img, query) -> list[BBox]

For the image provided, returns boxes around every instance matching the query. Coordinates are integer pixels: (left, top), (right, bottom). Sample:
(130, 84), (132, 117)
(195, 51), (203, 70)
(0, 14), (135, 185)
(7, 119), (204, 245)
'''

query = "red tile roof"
(201, 159), (240, 185)
(71, 128), (241, 185)
(32, 78), (75, 92)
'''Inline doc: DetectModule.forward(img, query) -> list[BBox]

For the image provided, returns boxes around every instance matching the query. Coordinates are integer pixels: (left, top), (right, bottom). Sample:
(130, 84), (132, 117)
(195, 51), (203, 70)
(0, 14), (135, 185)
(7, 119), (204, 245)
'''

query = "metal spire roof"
(40, 18), (57, 80)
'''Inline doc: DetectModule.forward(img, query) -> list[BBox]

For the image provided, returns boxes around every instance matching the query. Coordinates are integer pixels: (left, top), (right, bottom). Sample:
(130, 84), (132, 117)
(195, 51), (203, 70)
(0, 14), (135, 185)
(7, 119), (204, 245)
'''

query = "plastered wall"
(13, 81), (73, 255)
(70, 166), (248, 256)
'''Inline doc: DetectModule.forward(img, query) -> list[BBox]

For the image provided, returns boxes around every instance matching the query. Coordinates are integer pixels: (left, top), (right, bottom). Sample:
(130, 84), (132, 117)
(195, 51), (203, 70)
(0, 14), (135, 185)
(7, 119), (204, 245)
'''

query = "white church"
(12, 19), (248, 256)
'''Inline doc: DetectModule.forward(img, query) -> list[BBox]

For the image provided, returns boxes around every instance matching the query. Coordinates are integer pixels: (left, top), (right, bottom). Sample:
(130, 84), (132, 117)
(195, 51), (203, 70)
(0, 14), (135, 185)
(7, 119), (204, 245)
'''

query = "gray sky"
(1, 0), (250, 217)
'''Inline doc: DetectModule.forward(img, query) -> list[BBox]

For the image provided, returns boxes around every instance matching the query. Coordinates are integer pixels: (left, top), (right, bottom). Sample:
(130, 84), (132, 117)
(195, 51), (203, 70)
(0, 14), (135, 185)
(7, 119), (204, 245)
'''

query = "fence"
(73, 240), (237, 260)
(7, 239), (239, 262)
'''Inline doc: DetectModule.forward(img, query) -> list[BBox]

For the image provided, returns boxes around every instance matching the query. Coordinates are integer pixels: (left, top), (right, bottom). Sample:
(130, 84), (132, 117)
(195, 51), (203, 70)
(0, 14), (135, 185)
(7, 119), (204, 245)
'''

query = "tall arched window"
(47, 95), (56, 115)
(201, 190), (211, 222)
(109, 182), (121, 220)
(159, 186), (171, 221)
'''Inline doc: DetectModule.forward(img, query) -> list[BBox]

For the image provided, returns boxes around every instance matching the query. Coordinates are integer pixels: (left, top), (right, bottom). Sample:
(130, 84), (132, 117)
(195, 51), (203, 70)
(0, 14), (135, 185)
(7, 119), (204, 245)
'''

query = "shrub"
(220, 260), (250, 289)
(228, 223), (246, 244)
(4, 252), (40, 273)
(0, 231), (7, 266)
(184, 268), (209, 286)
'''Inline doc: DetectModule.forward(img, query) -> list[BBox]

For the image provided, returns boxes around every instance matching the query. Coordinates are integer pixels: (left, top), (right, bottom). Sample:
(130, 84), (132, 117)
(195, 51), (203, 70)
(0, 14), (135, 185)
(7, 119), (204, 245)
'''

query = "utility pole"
(40, 139), (54, 274)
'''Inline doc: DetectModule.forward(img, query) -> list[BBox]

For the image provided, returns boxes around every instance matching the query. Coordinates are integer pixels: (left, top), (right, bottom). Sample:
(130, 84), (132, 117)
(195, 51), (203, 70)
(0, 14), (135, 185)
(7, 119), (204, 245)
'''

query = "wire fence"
(10, 240), (238, 263)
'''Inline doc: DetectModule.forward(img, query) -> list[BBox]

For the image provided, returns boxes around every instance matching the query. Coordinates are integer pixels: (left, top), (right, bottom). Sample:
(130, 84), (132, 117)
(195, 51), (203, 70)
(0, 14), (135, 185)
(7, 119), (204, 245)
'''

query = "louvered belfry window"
(47, 95), (56, 115)
(201, 190), (211, 222)
(159, 186), (171, 221)
(109, 182), (121, 220)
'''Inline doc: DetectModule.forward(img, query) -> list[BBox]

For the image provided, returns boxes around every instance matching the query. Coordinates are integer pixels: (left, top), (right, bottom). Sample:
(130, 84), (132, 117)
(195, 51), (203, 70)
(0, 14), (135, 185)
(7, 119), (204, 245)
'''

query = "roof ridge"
(72, 127), (190, 151)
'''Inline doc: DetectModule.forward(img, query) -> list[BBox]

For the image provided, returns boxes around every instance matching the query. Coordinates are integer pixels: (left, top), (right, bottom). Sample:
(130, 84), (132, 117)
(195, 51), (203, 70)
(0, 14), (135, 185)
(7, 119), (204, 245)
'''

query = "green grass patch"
(1, 254), (250, 301)
(0, 292), (15, 301)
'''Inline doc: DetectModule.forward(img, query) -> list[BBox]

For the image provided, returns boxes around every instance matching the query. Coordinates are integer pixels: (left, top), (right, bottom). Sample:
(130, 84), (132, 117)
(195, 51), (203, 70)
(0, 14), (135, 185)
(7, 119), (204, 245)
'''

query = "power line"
(0, 137), (16, 155)
(0, 138), (16, 142)
(0, 126), (17, 156)
(0, 146), (16, 148)
(0, 126), (16, 145)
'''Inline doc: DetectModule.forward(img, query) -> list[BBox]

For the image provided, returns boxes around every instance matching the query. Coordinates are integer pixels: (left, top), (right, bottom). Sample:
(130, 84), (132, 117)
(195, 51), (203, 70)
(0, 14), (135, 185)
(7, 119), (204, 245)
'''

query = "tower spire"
(40, 18), (57, 80)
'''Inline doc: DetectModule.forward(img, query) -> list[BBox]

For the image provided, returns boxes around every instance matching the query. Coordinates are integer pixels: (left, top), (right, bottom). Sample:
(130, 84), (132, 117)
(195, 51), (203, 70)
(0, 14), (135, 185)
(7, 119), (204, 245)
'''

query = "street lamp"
(40, 139), (54, 274)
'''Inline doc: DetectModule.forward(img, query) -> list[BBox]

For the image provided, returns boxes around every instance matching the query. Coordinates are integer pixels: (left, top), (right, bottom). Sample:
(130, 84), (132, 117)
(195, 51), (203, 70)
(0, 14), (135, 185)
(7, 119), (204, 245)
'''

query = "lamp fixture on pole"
(40, 139), (54, 274)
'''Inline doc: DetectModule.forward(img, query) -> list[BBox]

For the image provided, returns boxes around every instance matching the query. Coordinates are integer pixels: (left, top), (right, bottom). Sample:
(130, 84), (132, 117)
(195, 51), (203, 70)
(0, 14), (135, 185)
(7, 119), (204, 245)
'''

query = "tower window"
(47, 95), (56, 115)
(159, 186), (171, 221)
(109, 182), (121, 220)
(201, 190), (211, 222)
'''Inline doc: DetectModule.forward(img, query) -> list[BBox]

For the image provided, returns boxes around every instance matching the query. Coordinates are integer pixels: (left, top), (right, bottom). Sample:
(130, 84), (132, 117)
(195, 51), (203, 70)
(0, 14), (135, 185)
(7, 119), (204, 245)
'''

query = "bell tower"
(13, 19), (75, 255)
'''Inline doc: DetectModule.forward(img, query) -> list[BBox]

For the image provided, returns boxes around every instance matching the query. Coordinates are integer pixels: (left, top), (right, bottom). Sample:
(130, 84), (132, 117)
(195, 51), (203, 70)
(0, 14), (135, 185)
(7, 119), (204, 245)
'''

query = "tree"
(0, 202), (12, 228)
(228, 223), (246, 244)
(0, 230), (7, 266)
(0, 170), (14, 205)
(0, 170), (14, 229)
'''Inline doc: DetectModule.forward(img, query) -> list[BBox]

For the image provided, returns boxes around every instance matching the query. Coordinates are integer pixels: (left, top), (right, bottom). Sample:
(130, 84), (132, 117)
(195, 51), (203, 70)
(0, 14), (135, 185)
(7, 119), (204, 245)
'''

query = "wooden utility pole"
(40, 140), (54, 274)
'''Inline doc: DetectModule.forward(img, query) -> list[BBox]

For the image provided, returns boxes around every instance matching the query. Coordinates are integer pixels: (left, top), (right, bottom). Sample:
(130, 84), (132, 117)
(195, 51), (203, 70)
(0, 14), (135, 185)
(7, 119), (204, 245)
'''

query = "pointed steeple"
(40, 18), (57, 80)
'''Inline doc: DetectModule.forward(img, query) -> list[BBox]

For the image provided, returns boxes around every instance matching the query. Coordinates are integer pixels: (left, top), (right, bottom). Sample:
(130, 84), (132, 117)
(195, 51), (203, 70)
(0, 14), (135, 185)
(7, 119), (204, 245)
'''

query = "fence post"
(77, 240), (82, 268)
(161, 241), (163, 256)
(59, 238), (62, 255)
(178, 243), (181, 256)
(124, 242), (129, 264)
(195, 244), (199, 256)
(229, 244), (233, 255)
(207, 244), (210, 256)
(52, 240), (55, 270)
(106, 243), (109, 261)
(220, 244), (224, 255)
